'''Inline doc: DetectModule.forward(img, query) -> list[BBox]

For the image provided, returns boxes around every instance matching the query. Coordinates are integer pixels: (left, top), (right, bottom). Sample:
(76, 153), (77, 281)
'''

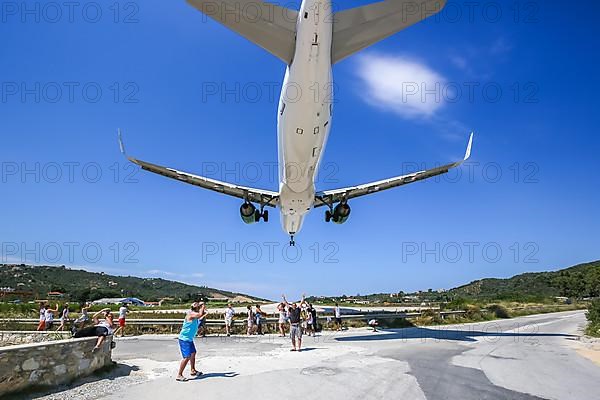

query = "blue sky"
(1, 0), (599, 300)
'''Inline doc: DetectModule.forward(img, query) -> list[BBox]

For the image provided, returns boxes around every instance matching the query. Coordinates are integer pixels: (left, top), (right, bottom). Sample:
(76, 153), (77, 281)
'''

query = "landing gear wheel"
(325, 210), (332, 222)
(289, 235), (295, 246)
(262, 210), (269, 222)
(254, 210), (261, 222)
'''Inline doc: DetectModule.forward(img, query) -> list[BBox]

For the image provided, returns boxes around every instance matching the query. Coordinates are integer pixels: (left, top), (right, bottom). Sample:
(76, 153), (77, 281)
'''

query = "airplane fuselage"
(277, 0), (333, 236)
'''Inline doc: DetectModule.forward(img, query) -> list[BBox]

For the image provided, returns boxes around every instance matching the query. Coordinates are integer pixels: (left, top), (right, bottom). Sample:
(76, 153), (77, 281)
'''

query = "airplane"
(118, 0), (473, 246)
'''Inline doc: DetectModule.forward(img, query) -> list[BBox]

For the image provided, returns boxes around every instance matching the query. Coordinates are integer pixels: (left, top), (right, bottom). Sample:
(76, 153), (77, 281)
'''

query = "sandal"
(190, 370), (203, 376)
(176, 376), (189, 382)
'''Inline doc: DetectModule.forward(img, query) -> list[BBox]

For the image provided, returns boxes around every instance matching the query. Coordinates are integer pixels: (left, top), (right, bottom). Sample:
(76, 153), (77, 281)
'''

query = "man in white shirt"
(224, 303), (235, 336)
(334, 303), (343, 331)
(114, 303), (128, 337)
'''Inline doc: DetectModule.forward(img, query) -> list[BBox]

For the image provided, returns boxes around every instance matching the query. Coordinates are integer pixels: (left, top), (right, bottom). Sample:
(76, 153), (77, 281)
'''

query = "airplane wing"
(314, 133), (473, 208)
(332, 0), (446, 64)
(186, 0), (298, 64)
(118, 131), (279, 207)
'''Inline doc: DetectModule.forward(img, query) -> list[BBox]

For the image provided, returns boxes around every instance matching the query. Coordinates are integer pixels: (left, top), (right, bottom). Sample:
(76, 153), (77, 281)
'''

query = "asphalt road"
(33, 310), (600, 400)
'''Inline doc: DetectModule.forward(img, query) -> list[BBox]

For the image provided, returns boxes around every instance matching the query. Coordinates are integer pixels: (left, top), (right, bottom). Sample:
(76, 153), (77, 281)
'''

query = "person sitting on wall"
(73, 308), (115, 352)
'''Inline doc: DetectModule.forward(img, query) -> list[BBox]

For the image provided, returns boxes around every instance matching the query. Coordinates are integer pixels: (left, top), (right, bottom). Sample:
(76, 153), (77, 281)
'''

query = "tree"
(75, 288), (91, 304)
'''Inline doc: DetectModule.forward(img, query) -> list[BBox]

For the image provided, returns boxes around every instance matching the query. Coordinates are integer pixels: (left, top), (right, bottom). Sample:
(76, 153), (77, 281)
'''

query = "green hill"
(0, 264), (266, 303)
(449, 260), (600, 301)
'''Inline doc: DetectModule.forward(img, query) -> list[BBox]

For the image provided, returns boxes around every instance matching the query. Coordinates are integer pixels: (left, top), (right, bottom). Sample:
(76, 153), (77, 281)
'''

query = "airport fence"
(0, 310), (467, 333)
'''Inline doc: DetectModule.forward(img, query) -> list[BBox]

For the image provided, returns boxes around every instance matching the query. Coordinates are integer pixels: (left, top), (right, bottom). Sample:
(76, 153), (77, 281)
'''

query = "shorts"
(225, 318), (233, 327)
(290, 324), (303, 340)
(74, 326), (109, 338)
(37, 320), (46, 331)
(179, 339), (197, 358)
(45, 321), (54, 330)
(118, 318), (126, 328)
(335, 318), (342, 325)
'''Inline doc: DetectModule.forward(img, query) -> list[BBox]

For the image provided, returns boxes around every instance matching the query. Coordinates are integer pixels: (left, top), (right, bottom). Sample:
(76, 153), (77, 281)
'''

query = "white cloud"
(449, 54), (468, 71)
(490, 37), (512, 55)
(205, 281), (272, 296)
(146, 269), (177, 277)
(355, 53), (447, 119)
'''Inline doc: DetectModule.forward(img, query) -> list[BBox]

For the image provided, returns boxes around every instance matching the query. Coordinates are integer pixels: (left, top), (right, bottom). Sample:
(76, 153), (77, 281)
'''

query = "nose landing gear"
(289, 234), (296, 246)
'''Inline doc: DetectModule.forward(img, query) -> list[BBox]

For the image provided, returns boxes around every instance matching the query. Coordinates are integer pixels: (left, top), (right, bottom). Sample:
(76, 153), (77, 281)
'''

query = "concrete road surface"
(30, 310), (600, 400)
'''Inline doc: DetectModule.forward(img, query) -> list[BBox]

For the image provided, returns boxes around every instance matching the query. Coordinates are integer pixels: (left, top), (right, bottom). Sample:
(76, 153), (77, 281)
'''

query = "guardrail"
(0, 311), (466, 328)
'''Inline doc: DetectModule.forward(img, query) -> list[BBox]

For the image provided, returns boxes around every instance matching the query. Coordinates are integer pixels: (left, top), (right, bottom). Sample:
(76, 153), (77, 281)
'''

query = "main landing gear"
(254, 208), (269, 222)
(289, 234), (295, 247)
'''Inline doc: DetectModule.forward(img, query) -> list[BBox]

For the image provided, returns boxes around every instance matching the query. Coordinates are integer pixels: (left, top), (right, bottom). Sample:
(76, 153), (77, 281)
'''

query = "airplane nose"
(281, 213), (304, 235)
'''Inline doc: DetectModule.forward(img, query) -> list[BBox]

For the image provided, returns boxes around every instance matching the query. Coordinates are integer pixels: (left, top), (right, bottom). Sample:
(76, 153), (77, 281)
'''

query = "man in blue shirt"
(176, 302), (207, 382)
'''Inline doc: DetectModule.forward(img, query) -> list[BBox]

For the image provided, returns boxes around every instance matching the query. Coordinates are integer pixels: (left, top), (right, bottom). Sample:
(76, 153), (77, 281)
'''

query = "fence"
(0, 310), (467, 330)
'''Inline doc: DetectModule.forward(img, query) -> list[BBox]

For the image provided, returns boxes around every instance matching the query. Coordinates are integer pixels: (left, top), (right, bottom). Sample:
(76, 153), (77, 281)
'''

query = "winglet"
(464, 132), (474, 161)
(117, 129), (129, 159)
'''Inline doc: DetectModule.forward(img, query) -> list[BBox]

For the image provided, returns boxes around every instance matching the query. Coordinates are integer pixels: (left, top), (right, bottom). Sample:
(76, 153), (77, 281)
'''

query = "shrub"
(586, 299), (600, 323)
(465, 305), (484, 321)
(487, 304), (510, 319)
(445, 298), (467, 311)
(586, 299), (600, 337)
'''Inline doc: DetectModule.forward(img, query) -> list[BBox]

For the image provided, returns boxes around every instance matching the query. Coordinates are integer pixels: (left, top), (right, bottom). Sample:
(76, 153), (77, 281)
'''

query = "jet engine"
(326, 203), (351, 224)
(240, 202), (257, 224)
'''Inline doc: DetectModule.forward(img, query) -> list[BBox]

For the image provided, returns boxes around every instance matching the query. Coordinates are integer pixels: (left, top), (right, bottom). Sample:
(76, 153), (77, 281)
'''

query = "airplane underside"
(118, 0), (473, 246)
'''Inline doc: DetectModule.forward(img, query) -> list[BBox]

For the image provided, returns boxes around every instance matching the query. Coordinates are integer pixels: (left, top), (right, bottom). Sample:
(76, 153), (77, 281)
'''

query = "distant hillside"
(307, 260), (600, 304)
(449, 260), (600, 301)
(0, 264), (266, 303)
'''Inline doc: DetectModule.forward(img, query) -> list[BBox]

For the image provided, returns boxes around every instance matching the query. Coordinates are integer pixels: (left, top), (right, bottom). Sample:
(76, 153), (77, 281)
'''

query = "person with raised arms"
(73, 308), (114, 352)
(176, 302), (207, 382)
(44, 303), (59, 331)
(282, 294), (307, 352)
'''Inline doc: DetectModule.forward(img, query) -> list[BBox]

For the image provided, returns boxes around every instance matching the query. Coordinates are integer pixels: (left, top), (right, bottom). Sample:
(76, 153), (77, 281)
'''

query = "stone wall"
(0, 335), (113, 397)
(0, 331), (71, 346)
